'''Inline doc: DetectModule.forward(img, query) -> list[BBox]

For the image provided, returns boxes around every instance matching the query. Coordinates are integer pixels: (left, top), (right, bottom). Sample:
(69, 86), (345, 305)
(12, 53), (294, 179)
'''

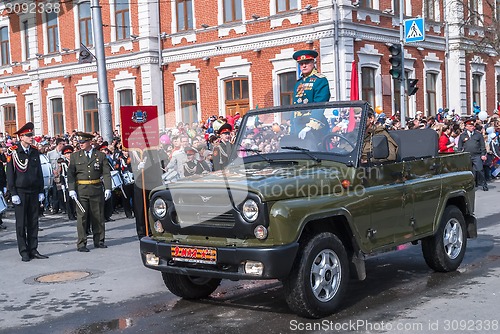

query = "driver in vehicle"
(361, 110), (398, 163)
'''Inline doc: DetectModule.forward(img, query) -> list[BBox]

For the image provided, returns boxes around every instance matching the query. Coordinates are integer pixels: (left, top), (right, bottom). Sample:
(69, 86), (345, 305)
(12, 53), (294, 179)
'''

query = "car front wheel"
(283, 232), (349, 318)
(162, 272), (221, 299)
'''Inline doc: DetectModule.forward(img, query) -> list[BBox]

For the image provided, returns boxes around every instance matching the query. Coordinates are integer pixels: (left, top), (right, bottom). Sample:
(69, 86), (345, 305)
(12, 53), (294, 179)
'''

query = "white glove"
(104, 189), (112, 201)
(298, 126), (312, 139)
(2, 187), (6, 194)
(12, 195), (21, 205)
(61, 185), (66, 192)
(69, 190), (77, 200)
(137, 161), (145, 170)
(38, 193), (45, 202)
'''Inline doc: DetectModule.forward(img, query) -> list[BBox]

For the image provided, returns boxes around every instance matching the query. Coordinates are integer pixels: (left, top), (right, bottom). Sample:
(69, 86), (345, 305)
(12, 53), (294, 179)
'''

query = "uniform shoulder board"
(7, 145), (18, 155)
(30, 144), (39, 150)
(315, 72), (326, 78)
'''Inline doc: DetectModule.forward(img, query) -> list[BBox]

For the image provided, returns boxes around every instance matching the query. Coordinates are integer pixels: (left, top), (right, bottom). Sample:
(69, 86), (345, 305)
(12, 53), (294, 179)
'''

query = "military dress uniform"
(60, 145), (76, 220)
(6, 122), (48, 262)
(213, 123), (233, 171)
(290, 50), (331, 139)
(458, 120), (488, 190)
(67, 132), (111, 251)
(131, 149), (164, 239)
(183, 147), (203, 176)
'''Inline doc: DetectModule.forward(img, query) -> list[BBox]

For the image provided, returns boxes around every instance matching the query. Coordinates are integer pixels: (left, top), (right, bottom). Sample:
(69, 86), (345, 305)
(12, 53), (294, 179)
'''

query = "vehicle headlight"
(152, 198), (167, 219)
(242, 199), (259, 222)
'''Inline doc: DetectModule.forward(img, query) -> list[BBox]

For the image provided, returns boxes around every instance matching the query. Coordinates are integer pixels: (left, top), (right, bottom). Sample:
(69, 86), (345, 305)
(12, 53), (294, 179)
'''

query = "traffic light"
(388, 44), (403, 80)
(407, 78), (418, 96)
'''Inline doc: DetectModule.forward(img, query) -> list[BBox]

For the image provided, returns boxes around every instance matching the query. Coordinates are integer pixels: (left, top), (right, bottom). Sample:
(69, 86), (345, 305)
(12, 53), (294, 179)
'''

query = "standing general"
(290, 49), (331, 140)
(6, 122), (48, 262)
(67, 132), (112, 252)
(458, 119), (488, 191)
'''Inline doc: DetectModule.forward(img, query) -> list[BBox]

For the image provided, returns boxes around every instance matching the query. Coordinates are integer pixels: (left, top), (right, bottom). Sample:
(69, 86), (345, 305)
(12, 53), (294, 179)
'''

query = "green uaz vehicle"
(141, 101), (476, 318)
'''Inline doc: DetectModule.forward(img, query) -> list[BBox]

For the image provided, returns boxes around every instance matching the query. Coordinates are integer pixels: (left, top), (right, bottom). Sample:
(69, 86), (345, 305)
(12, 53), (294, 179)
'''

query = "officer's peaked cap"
(293, 50), (318, 62)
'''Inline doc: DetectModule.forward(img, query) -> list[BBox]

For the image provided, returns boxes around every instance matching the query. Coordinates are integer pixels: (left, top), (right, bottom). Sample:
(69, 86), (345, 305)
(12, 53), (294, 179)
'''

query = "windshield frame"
(229, 101), (371, 168)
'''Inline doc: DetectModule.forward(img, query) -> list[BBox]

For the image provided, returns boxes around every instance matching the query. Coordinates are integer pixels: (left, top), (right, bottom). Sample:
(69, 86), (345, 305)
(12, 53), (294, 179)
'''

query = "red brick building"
(0, 0), (499, 136)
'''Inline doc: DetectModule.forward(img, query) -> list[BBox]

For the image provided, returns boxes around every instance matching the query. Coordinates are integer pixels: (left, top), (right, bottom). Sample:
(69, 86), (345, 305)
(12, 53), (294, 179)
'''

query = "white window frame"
(216, 56), (252, 117)
(113, 70), (137, 127)
(172, 64), (201, 124)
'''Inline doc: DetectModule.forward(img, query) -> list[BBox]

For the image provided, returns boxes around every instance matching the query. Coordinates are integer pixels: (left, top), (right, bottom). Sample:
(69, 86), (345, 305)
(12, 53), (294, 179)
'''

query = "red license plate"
(171, 245), (217, 264)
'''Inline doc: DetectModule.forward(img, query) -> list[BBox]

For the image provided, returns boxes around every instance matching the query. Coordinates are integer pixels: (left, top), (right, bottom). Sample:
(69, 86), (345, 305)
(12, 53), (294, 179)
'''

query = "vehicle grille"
(173, 193), (234, 206)
(175, 211), (235, 228)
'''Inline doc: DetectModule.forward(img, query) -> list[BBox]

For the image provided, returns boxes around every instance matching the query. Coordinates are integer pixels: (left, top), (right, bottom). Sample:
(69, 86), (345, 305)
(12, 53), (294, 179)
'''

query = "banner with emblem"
(120, 105), (159, 151)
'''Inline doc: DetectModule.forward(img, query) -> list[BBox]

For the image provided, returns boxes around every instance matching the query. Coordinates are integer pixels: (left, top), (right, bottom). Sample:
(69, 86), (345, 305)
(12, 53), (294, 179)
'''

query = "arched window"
(115, 0), (130, 40)
(3, 105), (16, 136)
(361, 67), (376, 107)
(119, 89), (133, 107)
(179, 83), (198, 124)
(79, 2), (93, 47)
(279, 72), (295, 106)
(176, 0), (193, 31)
(46, 11), (59, 53)
(51, 98), (64, 135)
(223, 0), (242, 23)
(426, 72), (438, 116)
(276, 0), (298, 13)
(83, 94), (99, 132)
(224, 78), (249, 116)
(0, 26), (11, 65)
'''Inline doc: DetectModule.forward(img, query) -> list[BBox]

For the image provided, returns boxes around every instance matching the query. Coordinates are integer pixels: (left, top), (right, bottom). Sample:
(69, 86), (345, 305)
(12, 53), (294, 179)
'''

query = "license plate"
(171, 245), (217, 264)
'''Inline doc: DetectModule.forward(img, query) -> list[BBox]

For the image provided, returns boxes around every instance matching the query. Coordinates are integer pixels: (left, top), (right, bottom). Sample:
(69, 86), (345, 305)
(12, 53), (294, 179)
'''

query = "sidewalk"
(0, 206), (165, 332)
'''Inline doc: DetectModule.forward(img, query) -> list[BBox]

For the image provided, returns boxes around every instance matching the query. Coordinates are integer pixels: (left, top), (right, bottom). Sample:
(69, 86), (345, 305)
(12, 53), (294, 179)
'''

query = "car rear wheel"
(283, 232), (349, 318)
(162, 272), (221, 299)
(422, 205), (467, 272)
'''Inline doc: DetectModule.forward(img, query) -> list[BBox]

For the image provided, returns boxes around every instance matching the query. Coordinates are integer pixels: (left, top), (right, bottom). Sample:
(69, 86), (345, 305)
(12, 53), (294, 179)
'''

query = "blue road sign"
(404, 17), (425, 43)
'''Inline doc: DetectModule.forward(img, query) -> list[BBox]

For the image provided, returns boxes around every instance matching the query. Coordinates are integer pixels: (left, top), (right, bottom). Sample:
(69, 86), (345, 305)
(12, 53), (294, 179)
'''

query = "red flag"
(348, 60), (358, 132)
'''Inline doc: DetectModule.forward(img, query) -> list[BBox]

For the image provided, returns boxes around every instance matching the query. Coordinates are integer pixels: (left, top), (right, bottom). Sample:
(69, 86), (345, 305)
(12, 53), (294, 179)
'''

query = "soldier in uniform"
(6, 122), (48, 262)
(290, 49), (331, 140)
(183, 147), (203, 176)
(361, 110), (398, 164)
(60, 145), (76, 220)
(213, 123), (233, 171)
(0, 160), (7, 230)
(458, 119), (488, 191)
(67, 132), (112, 252)
(131, 149), (164, 239)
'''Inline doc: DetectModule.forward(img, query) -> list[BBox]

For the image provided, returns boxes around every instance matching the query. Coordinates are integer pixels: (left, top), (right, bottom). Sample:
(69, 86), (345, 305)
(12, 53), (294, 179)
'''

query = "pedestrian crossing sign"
(404, 18), (425, 43)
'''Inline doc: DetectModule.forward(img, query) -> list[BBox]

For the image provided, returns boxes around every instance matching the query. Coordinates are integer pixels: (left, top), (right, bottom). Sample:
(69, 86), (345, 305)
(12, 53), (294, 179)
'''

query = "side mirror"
(372, 135), (389, 160)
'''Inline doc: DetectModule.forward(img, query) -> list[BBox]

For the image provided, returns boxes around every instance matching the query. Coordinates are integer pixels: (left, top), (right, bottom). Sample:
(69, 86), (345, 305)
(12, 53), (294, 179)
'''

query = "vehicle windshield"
(236, 105), (363, 159)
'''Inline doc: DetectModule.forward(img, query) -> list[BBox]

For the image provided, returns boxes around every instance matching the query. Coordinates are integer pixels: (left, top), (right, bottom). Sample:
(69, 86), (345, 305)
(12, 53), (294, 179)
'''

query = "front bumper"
(140, 236), (299, 280)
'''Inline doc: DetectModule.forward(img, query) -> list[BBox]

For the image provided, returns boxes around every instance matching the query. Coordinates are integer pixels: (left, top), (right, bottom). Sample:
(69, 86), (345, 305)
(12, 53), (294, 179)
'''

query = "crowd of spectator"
(0, 106), (499, 223)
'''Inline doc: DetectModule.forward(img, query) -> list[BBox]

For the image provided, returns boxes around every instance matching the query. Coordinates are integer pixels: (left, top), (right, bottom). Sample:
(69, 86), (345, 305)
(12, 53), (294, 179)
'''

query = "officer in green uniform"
(67, 132), (112, 252)
(291, 49), (331, 140)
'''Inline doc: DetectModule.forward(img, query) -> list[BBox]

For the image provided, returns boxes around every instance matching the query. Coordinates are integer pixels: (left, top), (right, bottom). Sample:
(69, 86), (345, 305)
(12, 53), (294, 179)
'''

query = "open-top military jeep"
(141, 101), (476, 318)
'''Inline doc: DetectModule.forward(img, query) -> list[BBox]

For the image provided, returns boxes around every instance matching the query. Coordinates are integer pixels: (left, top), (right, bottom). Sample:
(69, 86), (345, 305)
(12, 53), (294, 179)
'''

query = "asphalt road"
(1, 182), (499, 334)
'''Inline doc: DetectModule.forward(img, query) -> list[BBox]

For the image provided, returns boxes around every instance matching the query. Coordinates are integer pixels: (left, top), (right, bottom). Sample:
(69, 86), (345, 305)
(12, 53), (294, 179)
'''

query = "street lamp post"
(91, 0), (113, 142)
(398, 0), (406, 127)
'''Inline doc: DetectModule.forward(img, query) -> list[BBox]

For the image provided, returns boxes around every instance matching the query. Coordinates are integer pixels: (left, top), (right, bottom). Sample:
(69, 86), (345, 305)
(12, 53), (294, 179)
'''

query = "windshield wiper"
(281, 146), (321, 163)
(239, 147), (273, 163)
